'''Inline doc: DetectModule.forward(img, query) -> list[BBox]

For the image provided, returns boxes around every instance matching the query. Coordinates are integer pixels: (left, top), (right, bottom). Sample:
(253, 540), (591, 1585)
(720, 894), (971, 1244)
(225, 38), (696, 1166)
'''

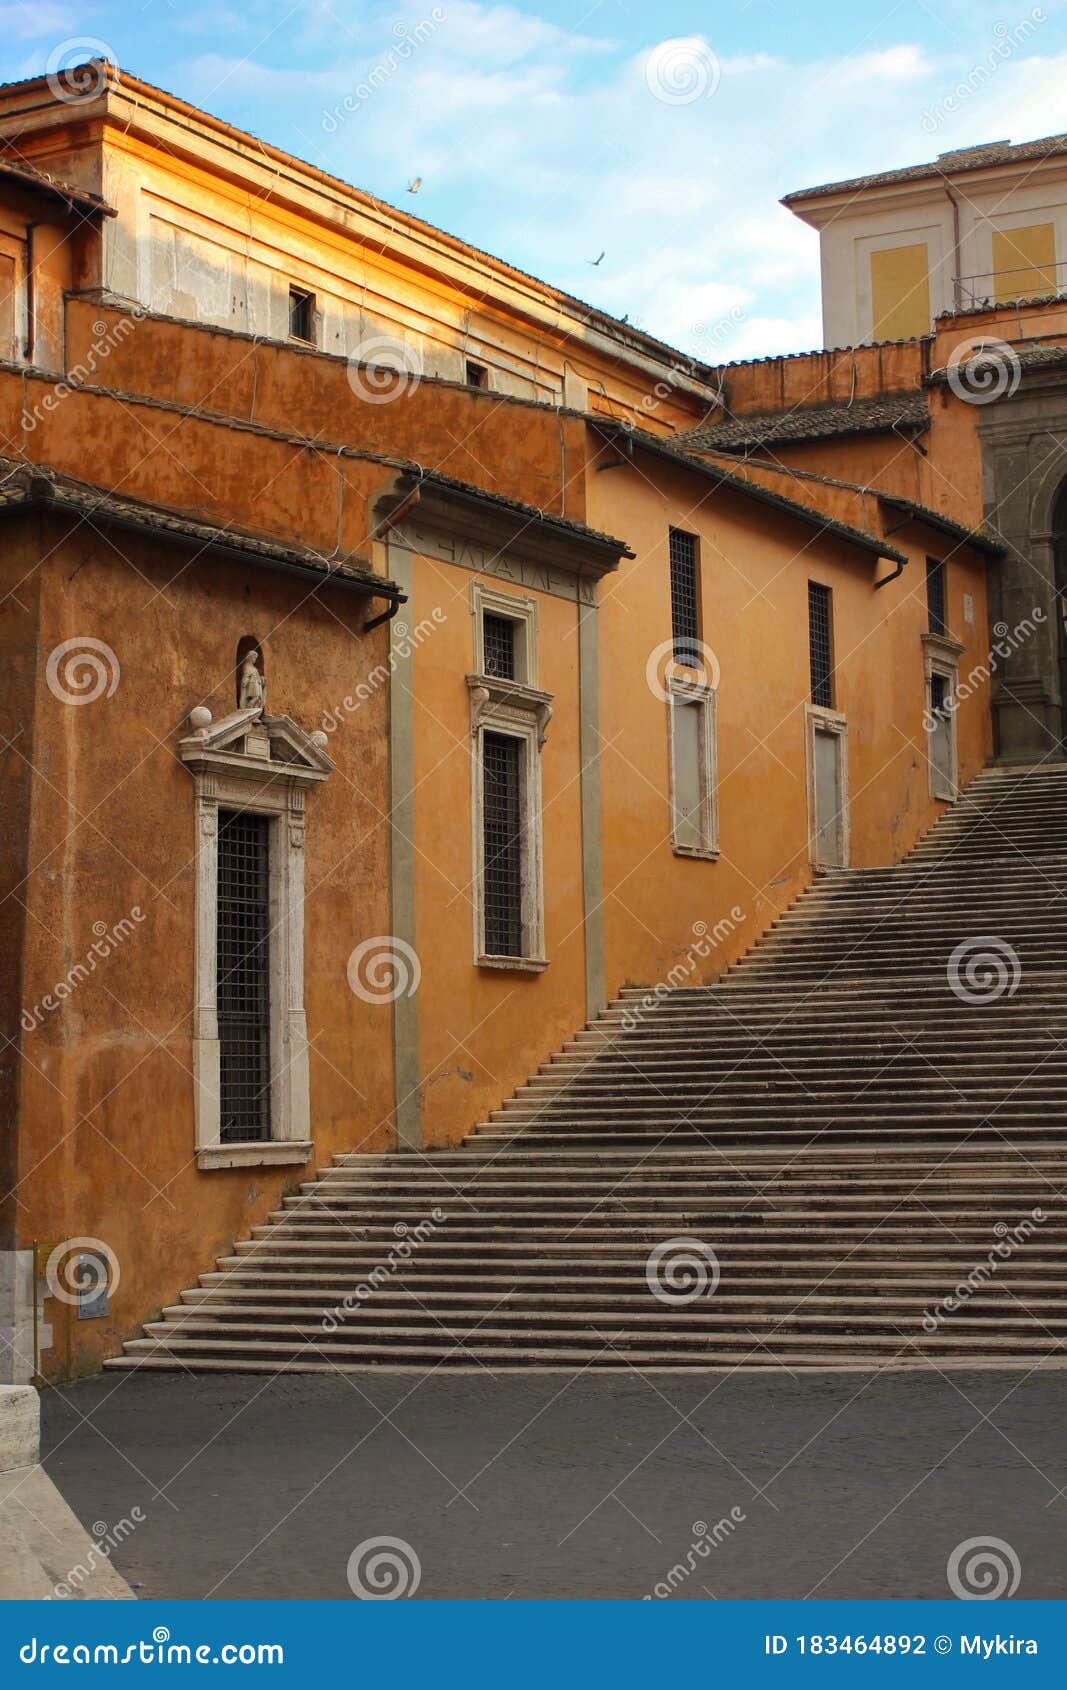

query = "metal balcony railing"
(955, 258), (1067, 311)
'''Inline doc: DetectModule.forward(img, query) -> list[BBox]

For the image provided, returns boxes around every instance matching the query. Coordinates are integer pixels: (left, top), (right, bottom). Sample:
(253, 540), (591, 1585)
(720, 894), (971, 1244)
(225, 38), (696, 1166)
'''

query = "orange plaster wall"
(586, 454), (992, 1004)
(61, 299), (589, 523)
(406, 552), (589, 1147)
(13, 515), (395, 1377)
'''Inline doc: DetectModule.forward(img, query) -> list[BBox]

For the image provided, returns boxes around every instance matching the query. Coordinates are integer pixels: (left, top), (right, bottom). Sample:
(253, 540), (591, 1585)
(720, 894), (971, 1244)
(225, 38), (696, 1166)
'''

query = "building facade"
(1, 64), (1063, 1380)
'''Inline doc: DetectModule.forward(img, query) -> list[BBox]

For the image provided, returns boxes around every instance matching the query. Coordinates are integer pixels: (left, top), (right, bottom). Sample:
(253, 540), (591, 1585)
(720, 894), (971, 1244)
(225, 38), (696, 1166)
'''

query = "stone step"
(179, 1277), (1067, 1304)
(112, 1330), (1067, 1363)
(116, 761), (1067, 1373)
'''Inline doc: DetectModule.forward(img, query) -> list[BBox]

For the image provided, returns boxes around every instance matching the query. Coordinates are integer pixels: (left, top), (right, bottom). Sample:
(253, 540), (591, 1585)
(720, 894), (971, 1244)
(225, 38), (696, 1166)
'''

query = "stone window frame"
(471, 579), (539, 686)
(666, 673), (719, 860)
(179, 707), (333, 1169)
(923, 632), (965, 803)
(804, 703), (850, 870)
(467, 687), (549, 974)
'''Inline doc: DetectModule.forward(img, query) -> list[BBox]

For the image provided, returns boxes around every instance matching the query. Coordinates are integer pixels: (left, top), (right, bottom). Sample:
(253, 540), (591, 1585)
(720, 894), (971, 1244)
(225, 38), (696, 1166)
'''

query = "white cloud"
(169, 5), (1067, 361)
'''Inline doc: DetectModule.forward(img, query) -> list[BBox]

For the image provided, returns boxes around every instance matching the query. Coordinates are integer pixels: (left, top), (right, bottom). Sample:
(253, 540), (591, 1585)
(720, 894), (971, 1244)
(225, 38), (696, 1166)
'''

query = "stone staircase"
(109, 763), (1067, 1372)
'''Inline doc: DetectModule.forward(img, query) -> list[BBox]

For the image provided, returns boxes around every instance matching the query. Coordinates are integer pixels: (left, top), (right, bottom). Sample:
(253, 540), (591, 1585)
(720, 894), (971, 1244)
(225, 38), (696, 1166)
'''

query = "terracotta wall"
(406, 558), (589, 1147)
(586, 451), (993, 1000)
(13, 514), (394, 1376)
(62, 298), (587, 522)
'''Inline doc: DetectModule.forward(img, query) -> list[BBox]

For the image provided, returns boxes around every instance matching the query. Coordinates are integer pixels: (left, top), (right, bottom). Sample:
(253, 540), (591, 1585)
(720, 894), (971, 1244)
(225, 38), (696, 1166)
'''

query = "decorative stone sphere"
(310, 730), (329, 750)
(189, 705), (212, 732)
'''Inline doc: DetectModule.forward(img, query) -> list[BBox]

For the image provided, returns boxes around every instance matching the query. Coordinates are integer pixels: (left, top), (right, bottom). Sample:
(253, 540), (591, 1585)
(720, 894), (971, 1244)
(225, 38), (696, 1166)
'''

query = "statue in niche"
(238, 648), (266, 715)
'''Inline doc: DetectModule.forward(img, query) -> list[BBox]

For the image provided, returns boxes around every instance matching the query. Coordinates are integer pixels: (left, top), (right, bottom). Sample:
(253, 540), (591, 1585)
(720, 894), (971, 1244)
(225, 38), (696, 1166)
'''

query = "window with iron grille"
(482, 731), (523, 956)
(808, 581), (834, 708)
(926, 557), (947, 636)
(669, 527), (701, 667)
(216, 809), (271, 1142)
(482, 612), (516, 679)
(930, 671), (949, 715)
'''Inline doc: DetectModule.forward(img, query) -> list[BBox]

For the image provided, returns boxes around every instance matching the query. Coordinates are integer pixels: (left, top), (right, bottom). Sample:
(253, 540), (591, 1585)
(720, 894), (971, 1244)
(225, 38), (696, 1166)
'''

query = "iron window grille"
(669, 527), (701, 667)
(482, 731), (524, 956)
(808, 581), (834, 709)
(926, 557), (947, 636)
(482, 612), (517, 680)
(216, 809), (272, 1143)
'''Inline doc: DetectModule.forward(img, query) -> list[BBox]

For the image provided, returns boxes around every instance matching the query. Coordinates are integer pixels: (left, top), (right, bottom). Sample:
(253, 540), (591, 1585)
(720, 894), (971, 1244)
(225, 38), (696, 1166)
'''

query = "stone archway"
(979, 394), (1067, 763)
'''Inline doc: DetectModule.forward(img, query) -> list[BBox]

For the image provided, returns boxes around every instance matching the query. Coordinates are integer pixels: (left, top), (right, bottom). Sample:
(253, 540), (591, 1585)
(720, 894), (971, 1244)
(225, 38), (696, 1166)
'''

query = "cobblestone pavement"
(40, 1368), (1067, 1600)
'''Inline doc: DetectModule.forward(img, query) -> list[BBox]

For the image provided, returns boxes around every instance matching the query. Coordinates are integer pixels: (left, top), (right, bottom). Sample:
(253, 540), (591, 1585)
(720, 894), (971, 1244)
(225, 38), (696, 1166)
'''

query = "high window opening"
(926, 558), (947, 637)
(465, 359), (489, 389)
(482, 731), (524, 957)
(216, 809), (272, 1144)
(808, 581), (834, 709)
(288, 286), (315, 343)
(482, 613), (517, 680)
(669, 527), (701, 668)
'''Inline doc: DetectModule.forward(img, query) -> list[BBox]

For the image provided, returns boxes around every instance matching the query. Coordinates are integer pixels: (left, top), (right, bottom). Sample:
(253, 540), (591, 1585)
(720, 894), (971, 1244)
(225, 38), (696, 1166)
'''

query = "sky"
(5, 0), (1067, 361)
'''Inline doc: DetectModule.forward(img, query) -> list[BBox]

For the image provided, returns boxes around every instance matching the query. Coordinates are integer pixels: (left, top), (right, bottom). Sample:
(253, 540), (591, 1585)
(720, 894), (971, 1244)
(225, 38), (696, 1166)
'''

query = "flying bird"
(408, 177), (422, 194)
(589, 250), (605, 266)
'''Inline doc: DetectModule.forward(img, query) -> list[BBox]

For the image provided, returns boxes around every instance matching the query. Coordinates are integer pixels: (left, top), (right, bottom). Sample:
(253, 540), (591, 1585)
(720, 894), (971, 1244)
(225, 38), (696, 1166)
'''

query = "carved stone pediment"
(178, 707), (334, 783)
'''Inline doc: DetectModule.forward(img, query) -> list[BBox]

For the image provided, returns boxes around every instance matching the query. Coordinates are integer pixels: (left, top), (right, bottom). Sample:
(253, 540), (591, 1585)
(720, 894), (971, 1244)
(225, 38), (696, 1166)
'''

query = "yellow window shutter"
(870, 243), (931, 341)
(992, 223), (1057, 303)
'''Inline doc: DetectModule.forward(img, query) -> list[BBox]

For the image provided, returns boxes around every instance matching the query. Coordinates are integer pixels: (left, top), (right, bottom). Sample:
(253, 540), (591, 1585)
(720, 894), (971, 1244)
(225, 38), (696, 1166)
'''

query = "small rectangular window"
(482, 731), (524, 956)
(808, 581), (834, 709)
(926, 557), (947, 637)
(669, 527), (700, 667)
(482, 613), (516, 680)
(465, 360), (489, 389)
(668, 682), (717, 857)
(288, 287), (315, 343)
